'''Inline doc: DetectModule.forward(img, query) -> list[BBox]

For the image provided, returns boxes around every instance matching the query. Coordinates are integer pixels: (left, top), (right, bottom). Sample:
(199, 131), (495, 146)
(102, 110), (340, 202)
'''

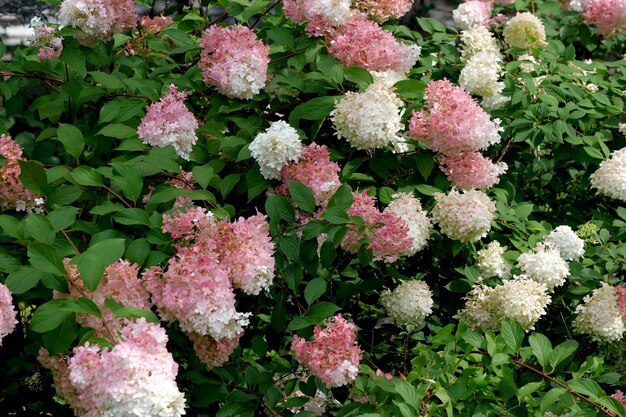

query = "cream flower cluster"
(476, 241), (512, 279)
(574, 283), (626, 343)
(516, 243), (570, 291)
(544, 225), (585, 261)
(384, 192), (431, 256)
(380, 280), (434, 326)
(452, 1), (492, 30)
(503, 13), (547, 49)
(432, 189), (496, 242)
(590, 147), (626, 202)
(250, 121), (303, 180)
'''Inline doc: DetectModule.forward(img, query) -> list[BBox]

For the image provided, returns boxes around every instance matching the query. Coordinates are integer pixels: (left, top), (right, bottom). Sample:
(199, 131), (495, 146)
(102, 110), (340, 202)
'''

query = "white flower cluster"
(331, 81), (404, 150)
(476, 241), (512, 279)
(60, 0), (109, 41)
(432, 189), (496, 242)
(503, 13), (547, 49)
(380, 280), (434, 326)
(517, 53), (539, 72)
(384, 192), (431, 256)
(184, 300), (252, 340)
(574, 283), (625, 343)
(544, 225), (585, 261)
(459, 26), (500, 62)
(590, 147), (626, 202)
(250, 121), (303, 180)
(516, 243), (570, 291)
(459, 277), (551, 332)
(307, 0), (352, 26)
(0, 284), (17, 346)
(452, 1), (491, 30)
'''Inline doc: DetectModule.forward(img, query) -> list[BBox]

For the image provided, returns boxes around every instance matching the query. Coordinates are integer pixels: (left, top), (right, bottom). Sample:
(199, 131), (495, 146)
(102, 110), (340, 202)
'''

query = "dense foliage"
(1, 0), (626, 416)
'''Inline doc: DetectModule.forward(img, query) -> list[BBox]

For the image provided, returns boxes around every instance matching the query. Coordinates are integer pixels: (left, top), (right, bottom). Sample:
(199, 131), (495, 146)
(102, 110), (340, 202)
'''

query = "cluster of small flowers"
(168, 169), (195, 208)
(137, 85), (200, 160)
(59, 0), (137, 45)
(187, 332), (241, 369)
(199, 25), (270, 99)
(516, 243), (570, 291)
(582, 0), (626, 36)
(543, 225), (585, 261)
(0, 283), (17, 346)
(60, 259), (151, 337)
(140, 15), (173, 34)
(459, 277), (551, 332)
(380, 280), (433, 326)
(30, 17), (63, 60)
(341, 191), (414, 262)
(0, 134), (44, 212)
(439, 153), (508, 190)
(41, 319), (186, 417)
(452, 0), (492, 30)
(590, 147), (626, 202)
(577, 222), (600, 244)
(612, 391), (626, 406)
(292, 314), (362, 387)
(574, 283), (626, 343)
(475, 241), (512, 279)
(502, 13), (547, 50)
(384, 192), (431, 256)
(352, 0), (414, 22)
(432, 189), (496, 242)
(250, 120), (302, 180)
(283, 0), (352, 34)
(276, 143), (341, 208)
(331, 80), (404, 150)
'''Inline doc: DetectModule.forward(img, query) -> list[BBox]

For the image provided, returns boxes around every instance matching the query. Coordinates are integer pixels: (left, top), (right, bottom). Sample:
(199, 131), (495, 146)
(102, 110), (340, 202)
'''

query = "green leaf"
(289, 181), (316, 213)
(327, 184), (353, 210)
(220, 174), (241, 199)
(192, 164), (214, 189)
(501, 318), (524, 353)
(97, 124), (137, 139)
(415, 184), (442, 196)
(28, 243), (65, 275)
(305, 301), (340, 323)
(57, 124), (85, 158)
(549, 340), (578, 371)
(323, 207), (350, 224)
(288, 96), (337, 126)
(394, 79), (427, 100)
(47, 207), (79, 231)
(76, 238), (126, 291)
(304, 278), (326, 305)
(567, 379), (605, 400)
(265, 195), (295, 224)
(30, 299), (73, 332)
(302, 220), (327, 240)
(104, 298), (160, 323)
(5, 267), (46, 294)
(529, 333), (552, 369)
(113, 208), (151, 226)
(517, 381), (543, 400)
(25, 213), (56, 245)
(112, 163), (143, 202)
(89, 71), (126, 89)
(65, 297), (102, 317)
(18, 160), (48, 194)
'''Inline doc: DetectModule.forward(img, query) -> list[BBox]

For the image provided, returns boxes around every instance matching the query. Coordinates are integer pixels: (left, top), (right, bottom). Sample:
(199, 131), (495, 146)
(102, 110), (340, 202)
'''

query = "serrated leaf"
(289, 181), (316, 213)
(529, 333), (552, 369)
(57, 124), (85, 158)
(501, 318), (524, 353)
(304, 278), (326, 305)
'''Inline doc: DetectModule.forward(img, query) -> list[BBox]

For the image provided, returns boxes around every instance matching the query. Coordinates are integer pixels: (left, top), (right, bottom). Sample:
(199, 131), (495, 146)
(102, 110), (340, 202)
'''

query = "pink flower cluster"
(353, 0), (414, 22)
(188, 332), (241, 368)
(169, 169), (195, 208)
(612, 390), (626, 406)
(276, 143), (341, 208)
(618, 286), (626, 317)
(583, 0), (626, 36)
(327, 14), (420, 73)
(30, 18), (63, 60)
(409, 80), (505, 189)
(199, 25), (270, 100)
(0, 283), (17, 346)
(341, 191), (413, 262)
(292, 314), (362, 387)
(137, 85), (200, 160)
(61, 259), (151, 338)
(140, 15), (173, 34)
(59, 0), (137, 45)
(0, 134), (41, 212)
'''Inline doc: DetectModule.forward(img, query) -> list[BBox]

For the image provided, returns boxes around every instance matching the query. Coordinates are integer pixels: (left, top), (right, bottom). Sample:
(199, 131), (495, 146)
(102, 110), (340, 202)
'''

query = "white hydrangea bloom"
(384, 192), (431, 256)
(331, 81), (404, 150)
(370, 70), (407, 87)
(516, 243), (570, 291)
(569, 0), (586, 11)
(183, 301), (251, 340)
(476, 241), (512, 279)
(574, 283), (625, 343)
(380, 280), (434, 326)
(460, 26), (501, 62)
(543, 225), (585, 261)
(590, 147), (626, 202)
(619, 123), (626, 135)
(307, 0), (353, 26)
(481, 93), (510, 110)
(432, 189), (496, 242)
(452, 1), (491, 30)
(459, 51), (504, 97)
(249, 121), (303, 180)
(60, 0), (110, 40)
(517, 53), (539, 72)
(503, 12), (547, 49)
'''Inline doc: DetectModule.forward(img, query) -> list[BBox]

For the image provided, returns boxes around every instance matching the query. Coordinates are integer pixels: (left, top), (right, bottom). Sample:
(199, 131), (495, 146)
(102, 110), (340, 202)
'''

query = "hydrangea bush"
(1, 0), (626, 415)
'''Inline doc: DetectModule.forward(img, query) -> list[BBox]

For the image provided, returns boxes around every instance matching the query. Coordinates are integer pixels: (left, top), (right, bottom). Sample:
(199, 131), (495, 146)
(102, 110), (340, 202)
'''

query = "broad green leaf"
(57, 124), (85, 158)
(304, 278), (326, 305)
(289, 181), (316, 213)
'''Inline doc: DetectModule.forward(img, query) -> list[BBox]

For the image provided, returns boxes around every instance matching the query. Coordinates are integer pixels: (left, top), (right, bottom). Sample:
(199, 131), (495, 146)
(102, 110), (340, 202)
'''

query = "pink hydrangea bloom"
(612, 391), (626, 406)
(38, 348), (85, 415)
(283, 0), (352, 36)
(617, 286), (626, 317)
(0, 134), (42, 212)
(408, 79), (502, 155)
(60, 259), (151, 338)
(353, 0), (413, 22)
(161, 206), (215, 240)
(292, 314), (362, 387)
(137, 85), (200, 160)
(341, 191), (413, 263)
(283, 0), (307, 22)
(169, 169), (195, 208)
(327, 13), (420, 73)
(59, 0), (137, 45)
(188, 332), (241, 368)
(30, 18), (63, 60)
(583, 0), (626, 36)
(439, 152), (507, 189)
(0, 283), (17, 346)
(199, 25), (270, 100)
(277, 143), (341, 208)
(140, 14), (173, 34)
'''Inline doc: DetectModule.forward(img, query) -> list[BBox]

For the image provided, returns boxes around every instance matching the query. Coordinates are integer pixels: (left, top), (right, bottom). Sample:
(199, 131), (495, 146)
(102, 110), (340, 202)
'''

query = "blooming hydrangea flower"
(617, 287), (626, 316)
(459, 277), (551, 332)
(30, 17), (63, 60)
(503, 13), (547, 49)
(199, 25), (270, 99)
(0, 134), (42, 212)
(516, 243), (570, 291)
(380, 280), (433, 325)
(543, 225), (585, 261)
(476, 241), (512, 279)
(384, 192), (431, 256)
(459, 26), (500, 62)
(432, 189), (496, 242)
(277, 143), (341, 208)
(331, 80), (404, 150)
(613, 391), (626, 406)
(583, 0), (626, 36)
(140, 14), (173, 34)
(408, 80), (502, 156)
(459, 51), (504, 98)
(439, 153), (507, 190)
(137, 85), (200, 160)
(327, 14), (420, 73)
(250, 120), (302, 180)
(187, 332), (241, 368)
(590, 147), (626, 202)
(574, 283), (626, 343)
(452, 1), (492, 30)
(59, 0), (137, 45)
(0, 283), (17, 346)
(292, 314), (362, 387)
(352, 0), (413, 22)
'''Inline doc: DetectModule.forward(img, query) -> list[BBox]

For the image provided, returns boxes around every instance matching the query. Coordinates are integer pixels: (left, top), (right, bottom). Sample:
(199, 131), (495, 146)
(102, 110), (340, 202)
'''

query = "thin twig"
(102, 185), (134, 208)
(250, 0), (282, 29)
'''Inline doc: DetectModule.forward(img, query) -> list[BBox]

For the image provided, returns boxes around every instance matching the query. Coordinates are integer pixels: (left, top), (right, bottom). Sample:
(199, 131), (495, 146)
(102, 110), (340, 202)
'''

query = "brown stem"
(102, 185), (134, 208)
(0, 241), (27, 249)
(0, 71), (63, 83)
(495, 137), (514, 163)
(60, 230), (80, 255)
(208, 12), (229, 27)
(269, 50), (302, 65)
(250, 0), (282, 29)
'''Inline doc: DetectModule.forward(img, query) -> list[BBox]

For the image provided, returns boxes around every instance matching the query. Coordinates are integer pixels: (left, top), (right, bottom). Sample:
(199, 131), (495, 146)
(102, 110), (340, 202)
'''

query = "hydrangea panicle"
(30, 17), (63, 60)
(574, 283), (626, 343)
(583, 0), (626, 36)
(590, 147), (626, 202)
(352, 0), (413, 22)
(383, 192), (431, 256)
(187, 332), (241, 369)
(140, 14), (173, 34)
(249, 120), (302, 180)
(380, 280), (433, 325)
(516, 243), (570, 291)
(439, 152), (507, 189)
(476, 241), (512, 279)
(432, 189), (496, 242)
(502, 12), (548, 49)
(0, 283), (17, 346)
(543, 225), (585, 261)
(59, 0), (137, 45)
(452, 1), (492, 30)
(0, 134), (42, 212)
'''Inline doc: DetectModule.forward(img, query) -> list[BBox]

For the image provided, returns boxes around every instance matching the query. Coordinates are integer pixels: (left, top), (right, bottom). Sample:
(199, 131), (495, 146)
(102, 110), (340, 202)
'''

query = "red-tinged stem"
(102, 185), (134, 209)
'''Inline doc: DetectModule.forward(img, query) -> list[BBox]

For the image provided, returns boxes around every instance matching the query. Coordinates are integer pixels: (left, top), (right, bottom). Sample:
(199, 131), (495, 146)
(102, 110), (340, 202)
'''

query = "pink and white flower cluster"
(582, 0), (626, 36)
(574, 283), (626, 343)
(0, 283), (17, 346)
(199, 25), (270, 99)
(59, 0), (137, 45)
(137, 85), (200, 160)
(30, 17), (63, 60)
(452, 1), (492, 30)
(0, 134), (43, 212)
(352, 0), (414, 22)
(590, 147), (626, 202)
(432, 189), (496, 242)
(292, 314), (362, 387)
